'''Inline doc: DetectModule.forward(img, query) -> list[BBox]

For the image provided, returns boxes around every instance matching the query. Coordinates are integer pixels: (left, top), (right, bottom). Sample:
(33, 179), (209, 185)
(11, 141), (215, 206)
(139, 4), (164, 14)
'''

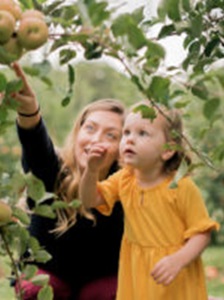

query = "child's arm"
(79, 144), (107, 208)
(151, 231), (210, 286)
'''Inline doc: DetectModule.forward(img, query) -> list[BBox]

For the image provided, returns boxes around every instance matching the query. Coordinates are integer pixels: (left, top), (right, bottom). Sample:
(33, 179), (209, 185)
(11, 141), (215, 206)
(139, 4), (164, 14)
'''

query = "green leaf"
(158, 0), (182, 21)
(61, 96), (71, 107)
(181, 0), (191, 11)
(34, 249), (52, 263)
(59, 49), (77, 65)
(5, 80), (23, 95)
(31, 274), (50, 286)
(12, 207), (30, 226)
(133, 104), (157, 120)
(131, 6), (145, 24)
(34, 205), (56, 219)
(0, 73), (7, 92)
(51, 200), (69, 210)
(148, 76), (170, 104)
(24, 61), (52, 78)
(112, 14), (147, 49)
(85, 0), (110, 27)
(204, 37), (220, 57)
(29, 236), (42, 254)
(158, 24), (175, 39)
(191, 81), (209, 100)
(37, 285), (53, 300)
(169, 159), (189, 188)
(25, 173), (46, 201)
(68, 64), (75, 85)
(69, 199), (82, 209)
(190, 14), (203, 38)
(203, 98), (220, 119)
(23, 265), (38, 280)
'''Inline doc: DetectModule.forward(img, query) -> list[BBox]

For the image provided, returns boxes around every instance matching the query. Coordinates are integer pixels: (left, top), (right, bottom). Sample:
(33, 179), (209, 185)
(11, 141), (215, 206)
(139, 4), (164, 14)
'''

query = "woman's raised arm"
(11, 62), (41, 129)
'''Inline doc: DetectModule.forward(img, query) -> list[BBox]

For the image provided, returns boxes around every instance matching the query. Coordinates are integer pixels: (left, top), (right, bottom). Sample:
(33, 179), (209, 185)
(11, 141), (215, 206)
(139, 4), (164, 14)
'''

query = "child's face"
(119, 111), (169, 171)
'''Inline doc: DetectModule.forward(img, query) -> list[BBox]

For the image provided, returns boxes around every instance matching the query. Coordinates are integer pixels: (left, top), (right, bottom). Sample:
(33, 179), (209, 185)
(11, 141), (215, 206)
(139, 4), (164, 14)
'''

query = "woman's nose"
(90, 131), (103, 143)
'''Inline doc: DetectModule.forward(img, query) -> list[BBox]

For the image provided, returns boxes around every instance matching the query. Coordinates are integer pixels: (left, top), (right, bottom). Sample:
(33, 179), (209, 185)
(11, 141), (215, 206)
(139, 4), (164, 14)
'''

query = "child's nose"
(126, 134), (135, 144)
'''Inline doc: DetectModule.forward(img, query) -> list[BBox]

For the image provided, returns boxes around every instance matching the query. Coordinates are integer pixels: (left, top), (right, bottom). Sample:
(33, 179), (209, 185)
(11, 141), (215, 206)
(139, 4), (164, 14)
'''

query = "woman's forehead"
(85, 110), (123, 130)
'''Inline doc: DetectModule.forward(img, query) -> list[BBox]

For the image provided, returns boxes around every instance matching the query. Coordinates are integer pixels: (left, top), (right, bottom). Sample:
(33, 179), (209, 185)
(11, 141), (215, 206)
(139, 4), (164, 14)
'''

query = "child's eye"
(139, 130), (149, 136)
(123, 129), (130, 136)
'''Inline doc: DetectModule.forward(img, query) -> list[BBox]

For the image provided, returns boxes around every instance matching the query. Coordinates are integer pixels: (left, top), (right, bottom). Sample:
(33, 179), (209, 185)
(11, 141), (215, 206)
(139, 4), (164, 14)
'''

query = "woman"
(12, 62), (125, 300)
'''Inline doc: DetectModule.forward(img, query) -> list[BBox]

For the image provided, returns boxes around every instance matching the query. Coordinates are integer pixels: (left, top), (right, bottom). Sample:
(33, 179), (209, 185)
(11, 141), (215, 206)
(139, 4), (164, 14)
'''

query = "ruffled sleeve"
(96, 169), (123, 216)
(176, 177), (220, 240)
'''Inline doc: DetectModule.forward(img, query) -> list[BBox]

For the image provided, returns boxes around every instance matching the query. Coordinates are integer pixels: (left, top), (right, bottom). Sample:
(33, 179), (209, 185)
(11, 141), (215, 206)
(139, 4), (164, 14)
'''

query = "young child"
(79, 101), (219, 300)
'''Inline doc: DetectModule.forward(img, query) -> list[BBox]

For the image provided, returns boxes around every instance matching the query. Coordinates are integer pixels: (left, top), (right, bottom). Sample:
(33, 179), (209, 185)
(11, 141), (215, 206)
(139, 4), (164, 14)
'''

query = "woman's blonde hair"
(53, 99), (125, 234)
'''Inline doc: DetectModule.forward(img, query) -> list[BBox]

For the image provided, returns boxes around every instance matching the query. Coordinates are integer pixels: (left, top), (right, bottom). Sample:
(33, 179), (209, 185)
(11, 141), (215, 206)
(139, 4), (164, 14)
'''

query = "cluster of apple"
(0, 0), (49, 65)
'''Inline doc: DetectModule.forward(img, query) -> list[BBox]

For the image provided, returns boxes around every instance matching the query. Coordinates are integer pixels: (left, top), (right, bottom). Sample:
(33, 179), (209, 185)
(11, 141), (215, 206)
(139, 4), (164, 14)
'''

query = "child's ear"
(161, 142), (176, 161)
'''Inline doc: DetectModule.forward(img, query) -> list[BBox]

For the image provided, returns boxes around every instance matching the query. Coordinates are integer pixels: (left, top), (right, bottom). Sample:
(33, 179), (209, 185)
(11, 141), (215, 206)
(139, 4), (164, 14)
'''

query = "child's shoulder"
(175, 175), (200, 192)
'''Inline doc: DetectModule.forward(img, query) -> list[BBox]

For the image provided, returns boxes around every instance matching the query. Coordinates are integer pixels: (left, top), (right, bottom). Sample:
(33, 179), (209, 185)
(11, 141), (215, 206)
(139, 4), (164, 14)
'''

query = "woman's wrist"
(18, 105), (40, 117)
(17, 105), (41, 129)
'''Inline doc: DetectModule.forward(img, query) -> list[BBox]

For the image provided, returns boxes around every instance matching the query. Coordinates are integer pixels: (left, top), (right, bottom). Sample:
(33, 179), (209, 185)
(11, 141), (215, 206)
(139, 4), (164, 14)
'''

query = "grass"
(202, 246), (224, 298)
(0, 246), (223, 299)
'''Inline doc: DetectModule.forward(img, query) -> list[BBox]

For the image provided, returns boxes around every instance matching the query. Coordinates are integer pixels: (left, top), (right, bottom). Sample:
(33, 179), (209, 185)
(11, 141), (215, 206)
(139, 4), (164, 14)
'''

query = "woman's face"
(76, 110), (123, 178)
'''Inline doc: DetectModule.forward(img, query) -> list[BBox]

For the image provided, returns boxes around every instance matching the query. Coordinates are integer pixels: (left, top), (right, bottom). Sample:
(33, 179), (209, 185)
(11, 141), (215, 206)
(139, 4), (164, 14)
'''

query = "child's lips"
(124, 148), (135, 155)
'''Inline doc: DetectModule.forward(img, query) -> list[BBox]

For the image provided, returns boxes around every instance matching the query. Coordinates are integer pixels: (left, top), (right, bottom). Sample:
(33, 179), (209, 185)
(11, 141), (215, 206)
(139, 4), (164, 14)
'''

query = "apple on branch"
(0, 200), (12, 226)
(0, 0), (22, 20)
(17, 17), (49, 50)
(21, 9), (45, 21)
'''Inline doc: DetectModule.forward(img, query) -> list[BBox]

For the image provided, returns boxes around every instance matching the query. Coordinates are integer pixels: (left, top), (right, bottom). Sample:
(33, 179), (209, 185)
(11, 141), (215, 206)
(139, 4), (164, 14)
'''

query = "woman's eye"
(106, 132), (117, 140)
(85, 124), (94, 132)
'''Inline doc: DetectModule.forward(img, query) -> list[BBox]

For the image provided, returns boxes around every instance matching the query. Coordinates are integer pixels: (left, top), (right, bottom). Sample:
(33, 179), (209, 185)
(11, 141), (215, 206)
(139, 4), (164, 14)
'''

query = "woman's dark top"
(16, 118), (123, 295)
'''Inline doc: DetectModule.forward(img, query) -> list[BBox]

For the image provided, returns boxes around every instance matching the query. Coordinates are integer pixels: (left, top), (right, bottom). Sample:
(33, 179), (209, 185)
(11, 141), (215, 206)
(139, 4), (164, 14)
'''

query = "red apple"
(0, 200), (12, 225)
(17, 17), (48, 50)
(0, 10), (16, 43)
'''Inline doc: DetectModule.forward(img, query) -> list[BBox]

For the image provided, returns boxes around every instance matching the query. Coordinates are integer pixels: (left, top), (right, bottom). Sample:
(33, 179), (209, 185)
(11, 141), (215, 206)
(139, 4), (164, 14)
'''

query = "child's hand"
(87, 143), (108, 171)
(150, 254), (182, 286)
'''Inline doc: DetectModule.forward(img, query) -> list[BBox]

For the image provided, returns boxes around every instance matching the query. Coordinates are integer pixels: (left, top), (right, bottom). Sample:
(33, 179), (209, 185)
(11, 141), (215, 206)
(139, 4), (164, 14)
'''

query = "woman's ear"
(161, 142), (176, 161)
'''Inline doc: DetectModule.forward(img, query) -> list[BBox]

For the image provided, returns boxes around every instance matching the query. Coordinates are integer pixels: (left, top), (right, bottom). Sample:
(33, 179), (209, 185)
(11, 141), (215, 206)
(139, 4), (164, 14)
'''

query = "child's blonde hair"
(130, 100), (191, 174)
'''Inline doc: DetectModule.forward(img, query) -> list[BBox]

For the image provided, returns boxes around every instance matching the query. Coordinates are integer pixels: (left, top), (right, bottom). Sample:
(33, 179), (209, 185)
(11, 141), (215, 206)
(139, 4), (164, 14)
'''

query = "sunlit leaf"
(31, 274), (50, 286)
(37, 285), (53, 300)
(169, 159), (189, 188)
(133, 104), (157, 120)
(34, 249), (52, 263)
(25, 173), (46, 201)
(23, 265), (38, 280)
(12, 207), (30, 226)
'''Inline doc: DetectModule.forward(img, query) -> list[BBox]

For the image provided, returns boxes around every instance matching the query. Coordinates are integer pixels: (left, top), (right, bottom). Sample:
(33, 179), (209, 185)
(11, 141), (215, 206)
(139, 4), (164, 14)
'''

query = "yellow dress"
(97, 168), (219, 300)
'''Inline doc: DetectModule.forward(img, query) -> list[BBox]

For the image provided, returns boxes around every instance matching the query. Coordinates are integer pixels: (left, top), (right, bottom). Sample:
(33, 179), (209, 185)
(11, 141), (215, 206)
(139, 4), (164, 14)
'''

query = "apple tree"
(0, 0), (224, 299)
